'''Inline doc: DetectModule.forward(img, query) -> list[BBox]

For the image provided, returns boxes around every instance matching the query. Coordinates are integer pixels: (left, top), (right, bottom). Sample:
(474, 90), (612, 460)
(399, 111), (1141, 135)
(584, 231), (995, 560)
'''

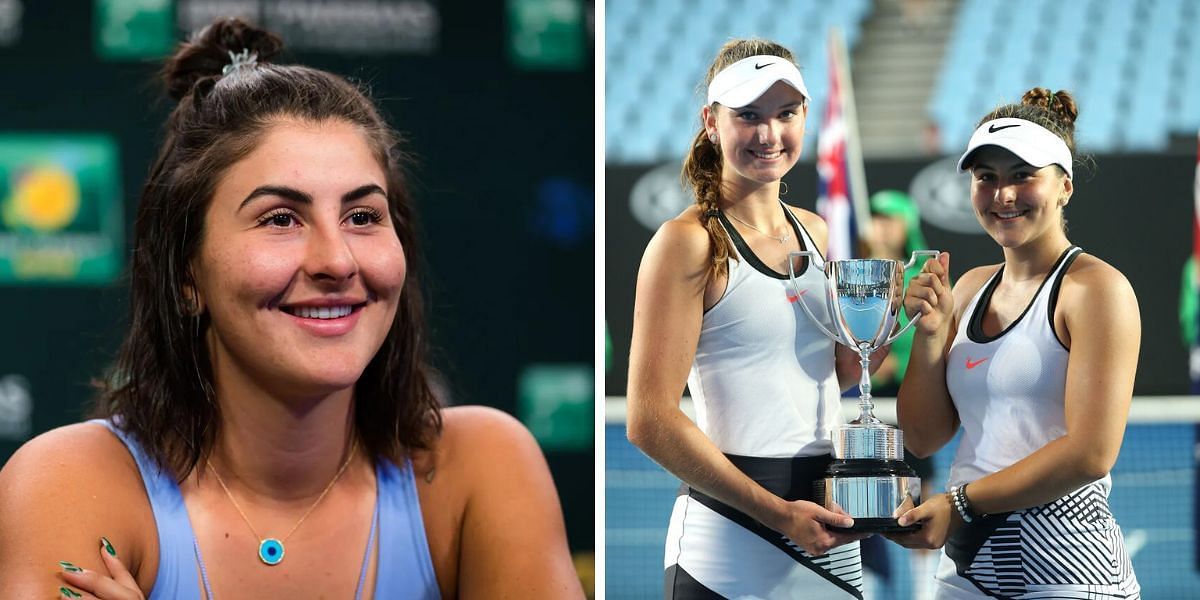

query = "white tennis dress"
(663, 201), (863, 599)
(936, 246), (1140, 599)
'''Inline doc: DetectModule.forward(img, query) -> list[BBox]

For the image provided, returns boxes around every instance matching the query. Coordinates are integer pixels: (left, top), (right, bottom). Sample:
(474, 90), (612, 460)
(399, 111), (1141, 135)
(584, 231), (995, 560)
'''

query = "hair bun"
(162, 17), (283, 101)
(1020, 87), (1078, 126)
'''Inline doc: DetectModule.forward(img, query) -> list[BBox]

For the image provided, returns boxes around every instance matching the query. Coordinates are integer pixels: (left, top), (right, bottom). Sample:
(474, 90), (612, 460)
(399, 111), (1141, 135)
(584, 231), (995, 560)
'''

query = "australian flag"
(816, 30), (860, 260)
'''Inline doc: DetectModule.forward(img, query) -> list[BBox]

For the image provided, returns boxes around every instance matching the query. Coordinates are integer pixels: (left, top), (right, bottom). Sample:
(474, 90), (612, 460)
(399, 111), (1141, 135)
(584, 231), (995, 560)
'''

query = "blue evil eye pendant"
(259, 538), (285, 565)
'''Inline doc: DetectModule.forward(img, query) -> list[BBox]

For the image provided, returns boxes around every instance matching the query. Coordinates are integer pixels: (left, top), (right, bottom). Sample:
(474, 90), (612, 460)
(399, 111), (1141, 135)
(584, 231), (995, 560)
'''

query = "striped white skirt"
(935, 481), (1140, 599)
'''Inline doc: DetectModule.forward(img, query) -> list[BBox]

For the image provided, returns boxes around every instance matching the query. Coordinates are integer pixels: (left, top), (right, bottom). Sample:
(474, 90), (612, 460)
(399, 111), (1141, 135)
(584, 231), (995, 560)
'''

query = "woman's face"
(968, 145), (1071, 250)
(704, 80), (807, 190)
(191, 118), (406, 398)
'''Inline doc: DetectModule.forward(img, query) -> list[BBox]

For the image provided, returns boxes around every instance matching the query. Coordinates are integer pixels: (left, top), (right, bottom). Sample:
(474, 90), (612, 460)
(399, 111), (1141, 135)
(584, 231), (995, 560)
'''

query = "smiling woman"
(626, 38), (885, 599)
(0, 17), (581, 600)
(890, 88), (1142, 598)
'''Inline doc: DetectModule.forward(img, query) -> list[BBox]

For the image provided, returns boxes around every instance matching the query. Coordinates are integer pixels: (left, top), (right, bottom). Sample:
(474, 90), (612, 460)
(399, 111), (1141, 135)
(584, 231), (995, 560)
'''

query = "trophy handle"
(903, 250), (941, 270)
(885, 250), (942, 344)
(787, 251), (843, 344)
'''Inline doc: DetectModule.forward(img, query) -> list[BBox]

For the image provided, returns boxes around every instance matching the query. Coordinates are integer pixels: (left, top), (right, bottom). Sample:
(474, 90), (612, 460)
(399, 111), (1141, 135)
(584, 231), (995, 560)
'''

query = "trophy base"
(817, 460), (922, 536)
(828, 517), (921, 534)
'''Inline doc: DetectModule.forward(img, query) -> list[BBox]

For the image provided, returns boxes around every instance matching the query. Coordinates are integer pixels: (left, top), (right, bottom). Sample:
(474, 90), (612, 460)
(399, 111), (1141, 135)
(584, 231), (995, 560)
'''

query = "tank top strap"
(1022, 245), (1082, 341)
(1035, 245), (1082, 307)
(960, 265), (1004, 327)
(780, 200), (824, 265)
(963, 246), (1081, 344)
(373, 459), (440, 599)
(89, 419), (202, 600)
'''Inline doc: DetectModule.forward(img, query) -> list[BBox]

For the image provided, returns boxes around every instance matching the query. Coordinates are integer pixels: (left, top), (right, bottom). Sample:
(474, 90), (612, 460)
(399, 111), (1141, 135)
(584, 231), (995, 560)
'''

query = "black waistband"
(678, 453), (832, 503)
(723, 453), (832, 501)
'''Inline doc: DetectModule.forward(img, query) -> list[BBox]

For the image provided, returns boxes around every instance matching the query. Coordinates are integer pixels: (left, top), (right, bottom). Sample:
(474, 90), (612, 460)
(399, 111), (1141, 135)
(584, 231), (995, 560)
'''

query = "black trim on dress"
(1046, 248), (1083, 351)
(664, 564), (727, 599)
(674, 453), (864, 599)
(967, 246), (1079, 344)
(716, 202), (811, 281)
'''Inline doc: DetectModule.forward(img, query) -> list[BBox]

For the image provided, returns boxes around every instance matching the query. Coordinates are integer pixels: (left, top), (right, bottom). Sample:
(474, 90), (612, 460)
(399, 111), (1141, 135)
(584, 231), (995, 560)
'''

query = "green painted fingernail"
(60, 587), (82, 598)
(57, 560), (83, 572)
(101, 536), (116, 557)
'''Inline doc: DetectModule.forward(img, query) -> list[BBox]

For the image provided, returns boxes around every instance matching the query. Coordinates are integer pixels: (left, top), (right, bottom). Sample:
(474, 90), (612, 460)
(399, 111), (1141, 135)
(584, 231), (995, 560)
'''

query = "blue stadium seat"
(605, 0), (872, 164)
(927, 0), (1196, 153)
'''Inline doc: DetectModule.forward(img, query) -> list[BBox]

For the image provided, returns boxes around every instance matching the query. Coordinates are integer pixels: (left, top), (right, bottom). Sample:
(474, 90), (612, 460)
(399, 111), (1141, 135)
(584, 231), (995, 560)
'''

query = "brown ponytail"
(681, 38), (800, 280)
(681, 127), (735, 279)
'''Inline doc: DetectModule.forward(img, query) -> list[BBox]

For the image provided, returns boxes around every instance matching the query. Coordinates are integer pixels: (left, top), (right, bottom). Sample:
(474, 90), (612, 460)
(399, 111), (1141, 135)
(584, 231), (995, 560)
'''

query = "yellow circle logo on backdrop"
(10, 165), (80, 231)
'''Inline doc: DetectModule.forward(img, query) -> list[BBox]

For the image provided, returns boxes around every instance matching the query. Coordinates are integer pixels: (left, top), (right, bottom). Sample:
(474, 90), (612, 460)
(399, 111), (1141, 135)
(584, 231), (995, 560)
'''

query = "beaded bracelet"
(949, 484), (973, 523)
(962, 483), (988, 519)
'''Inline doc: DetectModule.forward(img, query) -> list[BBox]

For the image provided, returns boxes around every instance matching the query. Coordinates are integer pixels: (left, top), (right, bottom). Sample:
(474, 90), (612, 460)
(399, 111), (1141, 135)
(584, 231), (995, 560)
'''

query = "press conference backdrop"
(0, 0), (595, 580)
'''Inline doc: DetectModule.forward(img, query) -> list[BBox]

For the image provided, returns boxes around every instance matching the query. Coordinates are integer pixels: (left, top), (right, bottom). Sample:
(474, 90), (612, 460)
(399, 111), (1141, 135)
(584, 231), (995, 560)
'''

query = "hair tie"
(704, 208), (720, 218)
(223, 49), (258, 75)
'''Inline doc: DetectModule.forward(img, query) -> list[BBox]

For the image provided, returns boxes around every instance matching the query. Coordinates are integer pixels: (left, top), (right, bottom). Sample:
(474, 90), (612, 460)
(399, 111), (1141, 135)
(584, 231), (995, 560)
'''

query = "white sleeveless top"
(686, 202), (843, 458)
(944, 246), (1109, 492)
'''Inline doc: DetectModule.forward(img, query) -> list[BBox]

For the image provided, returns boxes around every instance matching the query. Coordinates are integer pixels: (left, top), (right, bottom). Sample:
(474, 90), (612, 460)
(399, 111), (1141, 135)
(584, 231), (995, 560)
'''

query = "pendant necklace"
(725, 210), (791, 244)
(208, 438), (356, 565)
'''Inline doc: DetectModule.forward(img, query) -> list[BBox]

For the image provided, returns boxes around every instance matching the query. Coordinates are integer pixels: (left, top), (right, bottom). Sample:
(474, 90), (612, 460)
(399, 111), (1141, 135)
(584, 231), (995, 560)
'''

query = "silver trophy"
(788, 250), (939, 532)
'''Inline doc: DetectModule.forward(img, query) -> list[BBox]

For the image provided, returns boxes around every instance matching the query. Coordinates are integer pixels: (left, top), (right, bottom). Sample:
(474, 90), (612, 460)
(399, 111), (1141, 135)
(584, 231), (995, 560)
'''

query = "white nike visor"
(707, 55), (809, 108)
(957, 117), (1073, 179)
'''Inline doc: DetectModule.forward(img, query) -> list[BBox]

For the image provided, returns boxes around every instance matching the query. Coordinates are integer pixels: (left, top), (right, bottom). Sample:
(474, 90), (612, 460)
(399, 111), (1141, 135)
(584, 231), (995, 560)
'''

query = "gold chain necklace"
(207, 439), (356, 566)
(725, 210), (791, 244)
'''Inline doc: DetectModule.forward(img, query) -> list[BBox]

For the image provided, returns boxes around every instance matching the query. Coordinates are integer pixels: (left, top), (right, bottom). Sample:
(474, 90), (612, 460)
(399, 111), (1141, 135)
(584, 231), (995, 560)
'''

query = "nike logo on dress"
(988, 123), (1019, 133)
(787, 290), (809, 303)
(966, 357), (988, 369)
(754, 62), (772, 70)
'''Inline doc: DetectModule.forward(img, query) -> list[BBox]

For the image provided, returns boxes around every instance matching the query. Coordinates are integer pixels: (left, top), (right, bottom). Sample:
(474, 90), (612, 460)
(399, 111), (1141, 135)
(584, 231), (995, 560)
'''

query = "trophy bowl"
(788, 251), (939, 533)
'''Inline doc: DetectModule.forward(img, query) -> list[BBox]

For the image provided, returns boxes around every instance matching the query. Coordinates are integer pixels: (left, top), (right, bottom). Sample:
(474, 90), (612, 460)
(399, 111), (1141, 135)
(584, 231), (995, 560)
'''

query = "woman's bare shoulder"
(0, 421), (144, 496)
(438, 406), (541, 461)
(425, 406), (580, 597)
(646, 205), (713, 259)
(1062, 252), (1130, 289)
(1058, 252), (1137, 312)
(0, 422), (156, 594)
(412, 406), (543, 494)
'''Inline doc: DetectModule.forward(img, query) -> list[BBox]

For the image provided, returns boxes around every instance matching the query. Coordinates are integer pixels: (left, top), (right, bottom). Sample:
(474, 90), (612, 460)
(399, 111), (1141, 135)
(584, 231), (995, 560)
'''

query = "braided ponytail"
(682, 126), (735, 279)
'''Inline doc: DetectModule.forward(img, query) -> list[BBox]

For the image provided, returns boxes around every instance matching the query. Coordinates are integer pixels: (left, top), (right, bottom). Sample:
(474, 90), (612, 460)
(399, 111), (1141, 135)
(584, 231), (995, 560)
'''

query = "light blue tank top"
(93, 419), (440, 600)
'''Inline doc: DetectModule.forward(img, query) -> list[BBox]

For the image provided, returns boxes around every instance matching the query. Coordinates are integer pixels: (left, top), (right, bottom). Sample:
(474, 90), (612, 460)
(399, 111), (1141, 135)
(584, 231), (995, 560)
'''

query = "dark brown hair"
(971, 87), (1079, 168)
(92, 17), (441, 480)
(681, 38), (801, 280)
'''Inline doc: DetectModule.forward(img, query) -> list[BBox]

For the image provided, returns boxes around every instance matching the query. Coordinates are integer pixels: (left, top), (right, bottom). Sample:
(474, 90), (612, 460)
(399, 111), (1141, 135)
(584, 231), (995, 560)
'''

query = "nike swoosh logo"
(787, 290), (809, 303)
(966, 357), (988, 369)
(988, 123), (1019, 133)
(754, 62), (773, 70)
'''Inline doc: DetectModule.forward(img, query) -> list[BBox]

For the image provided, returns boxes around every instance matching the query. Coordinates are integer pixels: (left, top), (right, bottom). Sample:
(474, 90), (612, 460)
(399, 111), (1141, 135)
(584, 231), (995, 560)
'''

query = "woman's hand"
(767, 500), (870, 556)
(884, 492), (960, 550)
(57, 538), (144, 600)
(904, 252), (953, 336)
